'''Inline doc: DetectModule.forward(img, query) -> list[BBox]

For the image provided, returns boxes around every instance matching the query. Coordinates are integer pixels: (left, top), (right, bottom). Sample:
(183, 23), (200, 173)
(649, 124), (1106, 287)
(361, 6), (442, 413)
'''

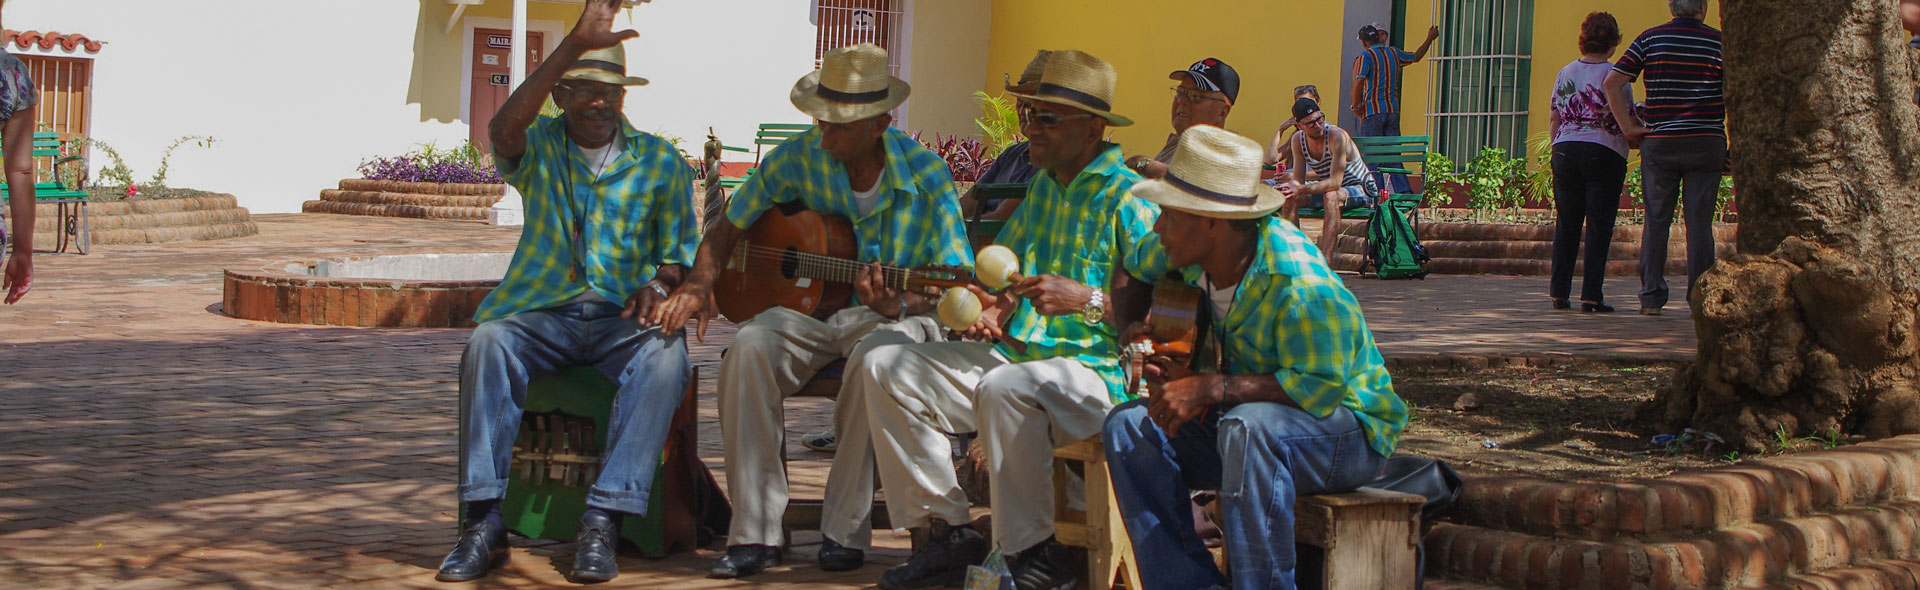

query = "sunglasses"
(1170, 86), (1227, 104)
(1019, 105), (1098, 129)
(557, 83), (624, 102)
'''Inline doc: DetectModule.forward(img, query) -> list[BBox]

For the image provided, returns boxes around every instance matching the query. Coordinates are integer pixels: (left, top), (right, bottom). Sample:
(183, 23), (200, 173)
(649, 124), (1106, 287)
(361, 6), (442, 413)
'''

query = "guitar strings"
(737, 243), (955, 288)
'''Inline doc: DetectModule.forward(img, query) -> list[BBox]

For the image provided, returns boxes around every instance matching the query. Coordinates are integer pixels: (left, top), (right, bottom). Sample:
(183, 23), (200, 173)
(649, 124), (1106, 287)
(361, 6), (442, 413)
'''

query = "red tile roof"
(3, 30), (103, 53)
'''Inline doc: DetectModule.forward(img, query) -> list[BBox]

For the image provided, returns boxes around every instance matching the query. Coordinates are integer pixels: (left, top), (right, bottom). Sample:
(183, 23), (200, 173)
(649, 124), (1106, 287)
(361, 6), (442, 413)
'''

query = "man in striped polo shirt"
(1350, 22), (1439, 193)
(1604, 0), (1724, 316)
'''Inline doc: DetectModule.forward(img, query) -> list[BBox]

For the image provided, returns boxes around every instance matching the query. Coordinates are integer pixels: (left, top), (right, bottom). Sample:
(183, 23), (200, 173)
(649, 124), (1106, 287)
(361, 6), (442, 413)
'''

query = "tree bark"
(1650, 0), (1920, 452)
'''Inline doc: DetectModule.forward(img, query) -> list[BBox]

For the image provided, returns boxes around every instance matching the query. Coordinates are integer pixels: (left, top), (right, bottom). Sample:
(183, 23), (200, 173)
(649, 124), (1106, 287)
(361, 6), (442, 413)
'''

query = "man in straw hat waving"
(649, 43), (972, 579)
(847, 49), (1167, 590)
(1103, 125), (1408, 590)
(439, 0), (697, 584)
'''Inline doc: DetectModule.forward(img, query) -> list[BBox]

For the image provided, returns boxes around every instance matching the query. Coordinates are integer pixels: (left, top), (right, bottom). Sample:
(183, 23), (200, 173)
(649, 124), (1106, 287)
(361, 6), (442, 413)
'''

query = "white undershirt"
(1202, 273), (1238, 320)
(851, 166), (886, 217)
(568, 139), (625, 304)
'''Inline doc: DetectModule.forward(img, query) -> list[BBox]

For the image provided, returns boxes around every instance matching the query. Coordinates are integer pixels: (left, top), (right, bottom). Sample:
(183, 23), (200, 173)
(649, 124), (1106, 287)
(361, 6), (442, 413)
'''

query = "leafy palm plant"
(973, 91), (1021, 157)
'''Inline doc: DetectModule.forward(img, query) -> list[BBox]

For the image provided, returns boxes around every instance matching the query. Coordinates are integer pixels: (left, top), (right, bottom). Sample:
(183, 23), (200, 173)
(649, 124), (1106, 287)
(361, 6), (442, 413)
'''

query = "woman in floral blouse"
(1547, 12), (1628, 313)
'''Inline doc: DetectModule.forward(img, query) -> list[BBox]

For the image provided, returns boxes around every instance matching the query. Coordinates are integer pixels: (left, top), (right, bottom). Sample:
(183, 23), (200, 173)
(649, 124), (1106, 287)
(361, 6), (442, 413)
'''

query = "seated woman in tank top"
(1279, 97), (1377, 255)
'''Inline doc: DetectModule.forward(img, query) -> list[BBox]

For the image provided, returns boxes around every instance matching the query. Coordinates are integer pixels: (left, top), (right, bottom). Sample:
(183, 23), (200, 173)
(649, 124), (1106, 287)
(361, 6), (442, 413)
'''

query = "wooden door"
(471, 29), (545, 153)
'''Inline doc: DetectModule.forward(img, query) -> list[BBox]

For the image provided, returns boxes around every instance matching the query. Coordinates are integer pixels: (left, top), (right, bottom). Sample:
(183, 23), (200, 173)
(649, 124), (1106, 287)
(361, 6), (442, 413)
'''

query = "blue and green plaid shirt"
(994, 143), (1164, 404)
(724, 126), (972, 284)
(475, 116), (699, 324)
(1155, 218), (1407, 457)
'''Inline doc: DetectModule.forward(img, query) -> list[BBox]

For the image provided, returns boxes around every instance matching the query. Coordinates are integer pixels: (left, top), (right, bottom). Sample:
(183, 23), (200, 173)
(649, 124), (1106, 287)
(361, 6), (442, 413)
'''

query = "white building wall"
(2, 0), (817, 214)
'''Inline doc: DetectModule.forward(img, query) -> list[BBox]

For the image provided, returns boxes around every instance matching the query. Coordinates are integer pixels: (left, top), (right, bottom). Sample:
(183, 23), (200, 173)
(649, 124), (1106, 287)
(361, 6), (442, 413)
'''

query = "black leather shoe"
(1551, 298), (1571, 310)
(1582, 301), (1615, 313)
(435, 520), (509, 582)
(568, 512), (620, 583)
(1006, 538), (1075, 590)
(878, 519), (988, 590)
(708, 544), (782, 579)
(818, 537), (865, 572)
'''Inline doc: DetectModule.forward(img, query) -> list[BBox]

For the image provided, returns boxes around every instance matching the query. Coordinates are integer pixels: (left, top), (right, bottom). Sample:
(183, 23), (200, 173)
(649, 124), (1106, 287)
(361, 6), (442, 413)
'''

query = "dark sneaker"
(878, 519), (988, 590)
(800, 428), (838, 452)
(818, 537), (865, 571)
(1005, 538), (1075, 590)
(568, 512), (620, 583)
(708, 544), (782, 579)
(435, 519), (509, 582)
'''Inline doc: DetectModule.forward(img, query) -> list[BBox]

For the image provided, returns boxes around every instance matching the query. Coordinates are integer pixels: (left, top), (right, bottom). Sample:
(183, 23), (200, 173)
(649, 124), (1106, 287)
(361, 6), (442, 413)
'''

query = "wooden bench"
(0, 131), (88, 254)
(1052, 436), (1142, 590)
(1353, 135), (1432, 228)
(752, 123), (814, 167)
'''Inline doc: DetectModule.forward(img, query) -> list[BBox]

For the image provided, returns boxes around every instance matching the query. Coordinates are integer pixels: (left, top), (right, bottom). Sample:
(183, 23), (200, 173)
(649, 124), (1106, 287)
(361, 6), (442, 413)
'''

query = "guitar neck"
(789, 256), (917, 290)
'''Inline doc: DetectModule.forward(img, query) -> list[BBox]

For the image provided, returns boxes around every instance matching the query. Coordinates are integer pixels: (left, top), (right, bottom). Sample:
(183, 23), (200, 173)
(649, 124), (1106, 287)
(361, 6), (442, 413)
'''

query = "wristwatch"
(1129, 157), (1153, 173)
(647, 282), (670, 298)
(1082, 289), (1106, 326)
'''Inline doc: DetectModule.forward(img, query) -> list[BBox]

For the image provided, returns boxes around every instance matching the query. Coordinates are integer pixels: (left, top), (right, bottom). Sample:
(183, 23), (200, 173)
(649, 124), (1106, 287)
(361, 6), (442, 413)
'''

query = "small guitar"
(1126, 280), (1208, 397)
(714, 201), (974, 323)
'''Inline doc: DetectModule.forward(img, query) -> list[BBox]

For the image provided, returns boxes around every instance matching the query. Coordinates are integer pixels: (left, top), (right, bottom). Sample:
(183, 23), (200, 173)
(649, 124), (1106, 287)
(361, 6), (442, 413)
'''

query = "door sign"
(487, 35), (512, 49)
(490, 74), (510, 86)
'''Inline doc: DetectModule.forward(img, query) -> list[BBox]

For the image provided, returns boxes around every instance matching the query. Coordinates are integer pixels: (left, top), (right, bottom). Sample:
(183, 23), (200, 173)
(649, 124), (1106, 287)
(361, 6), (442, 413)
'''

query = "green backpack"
(1362, 202), (1429, 280)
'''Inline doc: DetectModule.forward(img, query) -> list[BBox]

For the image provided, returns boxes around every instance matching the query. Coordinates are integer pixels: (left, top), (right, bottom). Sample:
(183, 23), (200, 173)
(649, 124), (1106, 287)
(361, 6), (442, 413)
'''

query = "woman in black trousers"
(1548, 13), (1629, 312)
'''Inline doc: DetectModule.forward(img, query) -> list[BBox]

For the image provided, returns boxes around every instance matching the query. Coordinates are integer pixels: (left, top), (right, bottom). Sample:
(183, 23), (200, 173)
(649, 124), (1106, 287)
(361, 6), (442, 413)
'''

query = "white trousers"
(854, 340), (1113, 554)
(719, 306), (943, 548)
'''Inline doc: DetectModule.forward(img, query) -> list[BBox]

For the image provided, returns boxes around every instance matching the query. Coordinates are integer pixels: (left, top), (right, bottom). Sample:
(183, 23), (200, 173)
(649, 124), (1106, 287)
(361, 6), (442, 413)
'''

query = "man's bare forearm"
(682, 215), (743, 291)
(490, 36), (590, 161)
(1220, 374), (1301, 409)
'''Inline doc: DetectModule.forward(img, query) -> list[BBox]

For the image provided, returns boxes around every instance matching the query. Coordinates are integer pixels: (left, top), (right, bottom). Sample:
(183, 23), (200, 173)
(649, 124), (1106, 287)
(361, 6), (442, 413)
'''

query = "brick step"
(334, 178), (505, 196)
(32, 207), (252, 232)
(1445, 436), (1920, 542)
(1425, 500), (1920, 590)
(1328, 251), (1689, 276)
(1333, 235), (1734, 260)
(315, 189), (502, 209)
(1327, 219), (1740, 243)
(1750, 557), (1920, 589)
(30, 221), (258, 250)
(1424, 579), (1512, 590)
(300, 200), (490, 221)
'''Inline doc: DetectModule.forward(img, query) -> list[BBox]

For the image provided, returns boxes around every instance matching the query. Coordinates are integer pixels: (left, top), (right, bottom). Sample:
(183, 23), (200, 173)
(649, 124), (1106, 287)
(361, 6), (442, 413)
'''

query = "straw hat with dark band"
(1006, 49), (1132, 127)
(791, 43), (911, 123)
(1004, 49), (1053, 95)
(1128, 125), (1285, 219)
(562, 45), (649, 86)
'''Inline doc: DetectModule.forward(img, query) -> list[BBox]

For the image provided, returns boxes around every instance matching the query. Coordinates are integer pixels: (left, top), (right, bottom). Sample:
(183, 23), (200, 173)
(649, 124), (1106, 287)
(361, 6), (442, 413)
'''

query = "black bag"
(1294, 456), (1463, 590)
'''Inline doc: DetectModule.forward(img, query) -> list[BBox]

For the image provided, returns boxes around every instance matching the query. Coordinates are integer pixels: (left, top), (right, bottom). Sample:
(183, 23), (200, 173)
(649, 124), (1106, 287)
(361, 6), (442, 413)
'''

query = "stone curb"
(1751, 559), (1920, 589)
(300, 200), (490, 221)
(1445, 436), (1920, 542)
(1428, 500), (1920, 590)
(334, 179), (505, 196)
(1383, 353), (1691, 371)
(317, 189), (503, 209)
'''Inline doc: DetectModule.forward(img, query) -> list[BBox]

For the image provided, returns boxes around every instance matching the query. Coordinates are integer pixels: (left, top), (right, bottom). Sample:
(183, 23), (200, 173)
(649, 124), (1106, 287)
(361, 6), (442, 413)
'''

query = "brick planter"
(1324, 219), (1738, 276)
(1427, 435), (1920, 589)
(222, 253), (508, 327)
(302, 179), (506, 221)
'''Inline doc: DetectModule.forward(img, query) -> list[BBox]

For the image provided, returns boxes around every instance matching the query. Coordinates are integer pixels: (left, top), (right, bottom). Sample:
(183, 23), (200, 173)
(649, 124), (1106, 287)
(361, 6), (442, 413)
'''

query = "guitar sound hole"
(781, 248), (800, 279)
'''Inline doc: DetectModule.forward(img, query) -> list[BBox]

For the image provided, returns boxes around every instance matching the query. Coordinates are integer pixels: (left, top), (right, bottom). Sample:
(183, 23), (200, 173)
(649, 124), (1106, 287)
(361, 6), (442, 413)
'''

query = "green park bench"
(1352, 135), (1431, 227)
(0, 131), (89, 254)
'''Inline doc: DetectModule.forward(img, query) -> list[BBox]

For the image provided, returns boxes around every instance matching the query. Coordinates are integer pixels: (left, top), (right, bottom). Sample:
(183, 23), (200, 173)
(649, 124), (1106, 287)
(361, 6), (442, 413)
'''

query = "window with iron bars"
(1425, 0), (1534, 167)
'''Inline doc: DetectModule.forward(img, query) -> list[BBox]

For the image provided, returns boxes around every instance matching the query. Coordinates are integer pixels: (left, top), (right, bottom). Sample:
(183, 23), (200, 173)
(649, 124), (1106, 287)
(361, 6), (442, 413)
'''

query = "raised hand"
(570, 0), (639, 50)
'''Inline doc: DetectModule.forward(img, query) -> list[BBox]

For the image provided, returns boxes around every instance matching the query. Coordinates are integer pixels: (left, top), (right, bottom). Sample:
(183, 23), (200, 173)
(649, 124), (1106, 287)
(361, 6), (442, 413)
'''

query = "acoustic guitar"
(714, 201), (973, 323)
(1126, 280), (1209, 397)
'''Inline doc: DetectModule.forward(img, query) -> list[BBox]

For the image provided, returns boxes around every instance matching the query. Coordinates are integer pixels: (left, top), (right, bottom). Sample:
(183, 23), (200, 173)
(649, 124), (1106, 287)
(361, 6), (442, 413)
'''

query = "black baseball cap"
(1168, 57), (1240, 105)
(1292, 97), (1322, 120)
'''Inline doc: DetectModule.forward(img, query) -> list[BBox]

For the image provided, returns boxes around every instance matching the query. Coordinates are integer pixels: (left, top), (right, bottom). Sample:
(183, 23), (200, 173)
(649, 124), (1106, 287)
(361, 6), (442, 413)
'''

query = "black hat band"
(572, 59), (627, 76)
(1036, 83), (1111, 112)
(1164, 171), (1257, 206)
(817, 85), (891, 104)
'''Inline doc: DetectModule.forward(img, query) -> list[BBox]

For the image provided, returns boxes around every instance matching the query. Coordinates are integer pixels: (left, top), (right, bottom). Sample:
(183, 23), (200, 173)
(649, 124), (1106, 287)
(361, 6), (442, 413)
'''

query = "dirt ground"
(1391, 362), (1744, 480)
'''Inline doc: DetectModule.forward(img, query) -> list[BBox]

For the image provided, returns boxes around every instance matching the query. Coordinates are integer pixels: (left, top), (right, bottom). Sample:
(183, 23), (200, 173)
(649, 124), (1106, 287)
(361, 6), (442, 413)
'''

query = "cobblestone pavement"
(0, 214), (1694, 589)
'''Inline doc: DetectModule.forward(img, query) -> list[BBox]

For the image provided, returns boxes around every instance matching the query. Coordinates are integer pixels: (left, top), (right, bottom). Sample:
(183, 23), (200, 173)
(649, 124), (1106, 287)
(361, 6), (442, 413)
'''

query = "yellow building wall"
(410, 1), (581, 125)
(982, 0), (1352, 158)
(906, 0), (996, 139)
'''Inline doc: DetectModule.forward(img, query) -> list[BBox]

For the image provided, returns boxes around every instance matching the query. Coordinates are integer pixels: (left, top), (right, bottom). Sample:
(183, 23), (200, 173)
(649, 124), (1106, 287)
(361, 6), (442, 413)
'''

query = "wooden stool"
(1211, 486), (1424, 590)
(1052, 436), (1142, 590)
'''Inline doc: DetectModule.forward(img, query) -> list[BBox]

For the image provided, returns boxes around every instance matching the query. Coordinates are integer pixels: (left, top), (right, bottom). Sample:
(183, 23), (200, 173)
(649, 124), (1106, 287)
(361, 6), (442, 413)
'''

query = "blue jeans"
(1357, 113), (1411, 194)
(1304, 185), (1374, 211)
(1105, 400), (1386, 590)
(458, 301), (692, 515)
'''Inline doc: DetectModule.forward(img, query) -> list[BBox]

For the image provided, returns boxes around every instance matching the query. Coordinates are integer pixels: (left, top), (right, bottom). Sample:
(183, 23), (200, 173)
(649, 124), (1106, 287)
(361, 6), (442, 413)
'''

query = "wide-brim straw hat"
(1006, 49), (1133, 127)
(791, 43), (911, 123)
(562, 45), (649, 86)
(1128, 125), (1285, 219)
(1004, 49), (1053, 95)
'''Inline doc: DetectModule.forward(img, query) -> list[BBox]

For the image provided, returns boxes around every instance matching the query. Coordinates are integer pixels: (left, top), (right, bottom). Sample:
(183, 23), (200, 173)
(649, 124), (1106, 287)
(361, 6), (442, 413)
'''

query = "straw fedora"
(791, 43), (911, 124)
(1128, 125), (1285, 220)
(1004, 49), (1052, 94)
(561, 45), (649, 87)
(1006, 50), (1132, 127)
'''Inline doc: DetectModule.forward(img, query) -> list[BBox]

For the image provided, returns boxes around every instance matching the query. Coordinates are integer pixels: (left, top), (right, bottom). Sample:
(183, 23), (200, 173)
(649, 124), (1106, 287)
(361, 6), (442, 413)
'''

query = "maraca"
(935, 286), (982, 332)
(975, 245), (1024, 291)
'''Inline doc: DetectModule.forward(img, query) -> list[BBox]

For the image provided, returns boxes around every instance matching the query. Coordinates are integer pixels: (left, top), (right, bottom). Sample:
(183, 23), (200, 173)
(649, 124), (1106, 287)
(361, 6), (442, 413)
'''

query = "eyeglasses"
(1170, 86), (1227, 104)
(1018, 106), (1098, 129)
(557, 83), (624, 102)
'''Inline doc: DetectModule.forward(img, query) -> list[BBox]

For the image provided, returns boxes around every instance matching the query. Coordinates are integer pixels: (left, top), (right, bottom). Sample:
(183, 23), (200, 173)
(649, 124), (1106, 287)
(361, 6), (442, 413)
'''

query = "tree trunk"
(1649, 0), (1920, 452)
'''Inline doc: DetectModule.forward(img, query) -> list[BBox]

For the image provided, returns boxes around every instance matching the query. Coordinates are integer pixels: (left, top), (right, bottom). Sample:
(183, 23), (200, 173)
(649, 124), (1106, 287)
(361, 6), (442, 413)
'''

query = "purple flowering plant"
(357, 141), (503, 184)
(914, 133), (996, 183)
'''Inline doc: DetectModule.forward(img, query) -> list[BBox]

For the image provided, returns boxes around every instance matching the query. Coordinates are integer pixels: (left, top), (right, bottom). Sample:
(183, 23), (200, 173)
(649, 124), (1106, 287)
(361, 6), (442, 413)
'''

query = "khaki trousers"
(719, 306), (943, 549)
(853, 340), (1113, 554)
